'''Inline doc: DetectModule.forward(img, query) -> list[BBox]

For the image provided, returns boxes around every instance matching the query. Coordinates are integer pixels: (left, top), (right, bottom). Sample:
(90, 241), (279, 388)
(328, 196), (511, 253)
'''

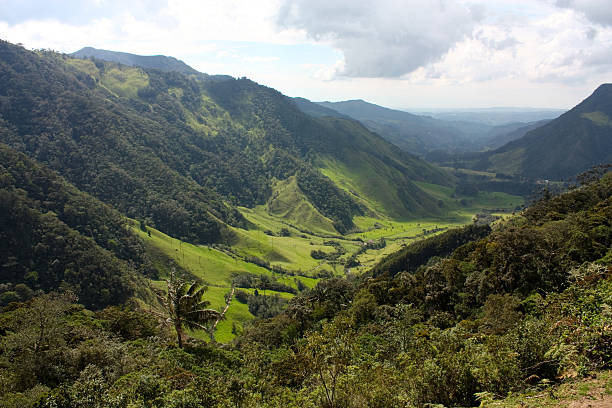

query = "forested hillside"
(0, 41), (454, 238)
(0, 41), (241, 243)
(1, 166), (609, 407)
(476, 84), (612, 180)
(0, 144), (153, 309)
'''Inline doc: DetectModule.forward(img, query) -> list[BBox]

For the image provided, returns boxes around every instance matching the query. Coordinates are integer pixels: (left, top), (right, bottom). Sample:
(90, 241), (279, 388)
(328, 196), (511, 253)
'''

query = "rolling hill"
(480, 119), (551, 150)
(312, 99), (564, 157)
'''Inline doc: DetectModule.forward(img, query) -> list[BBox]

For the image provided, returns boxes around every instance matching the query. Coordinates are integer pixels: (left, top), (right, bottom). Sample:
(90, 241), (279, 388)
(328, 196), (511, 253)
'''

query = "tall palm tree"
(160, 271), (221, 348)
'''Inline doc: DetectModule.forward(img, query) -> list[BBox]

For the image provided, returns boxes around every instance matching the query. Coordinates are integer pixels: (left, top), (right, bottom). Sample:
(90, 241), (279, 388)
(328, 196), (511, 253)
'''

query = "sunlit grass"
(101, 66), (149, 99)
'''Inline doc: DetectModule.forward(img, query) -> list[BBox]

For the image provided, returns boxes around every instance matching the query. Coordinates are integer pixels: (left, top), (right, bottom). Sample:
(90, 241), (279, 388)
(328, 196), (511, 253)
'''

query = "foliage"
(156, 272), (221, 347)
(0, 40), (241, 243)
(370, 223), (491, 277)
(2, 40), (612, 407)
(232, 273), (296, 294)
(0, 144), (150, 308)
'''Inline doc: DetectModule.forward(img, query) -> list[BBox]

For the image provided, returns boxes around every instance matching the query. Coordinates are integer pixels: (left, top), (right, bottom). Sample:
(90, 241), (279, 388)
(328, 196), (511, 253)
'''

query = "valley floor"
(134, 189), (524, 342)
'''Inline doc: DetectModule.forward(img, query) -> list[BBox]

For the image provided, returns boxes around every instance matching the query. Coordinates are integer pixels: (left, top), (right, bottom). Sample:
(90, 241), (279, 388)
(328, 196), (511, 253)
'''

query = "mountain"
(315, 99), (481, 154)
(292, 97), (348, 119)
(413, 107), (564, 126)
(71, 47), (233, 81)
(477, 84), (612, 180)
(313, 100), (565, 156)
(0, 41), (243, 243)
(201, 78), (452, 223)
(72, 46), (198, 75)
(0, 41), (453, 240)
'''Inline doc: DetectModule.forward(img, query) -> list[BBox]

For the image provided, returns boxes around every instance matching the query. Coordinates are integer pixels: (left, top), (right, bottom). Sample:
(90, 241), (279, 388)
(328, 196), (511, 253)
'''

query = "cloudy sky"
(1, 0), (611, 109)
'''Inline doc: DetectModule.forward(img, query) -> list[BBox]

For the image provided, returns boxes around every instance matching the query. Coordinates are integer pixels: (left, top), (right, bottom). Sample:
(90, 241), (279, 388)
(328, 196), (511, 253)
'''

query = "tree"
(301, 316), (356, 408)
(157, 271), (221, 348)
(1, 291), (77, 391)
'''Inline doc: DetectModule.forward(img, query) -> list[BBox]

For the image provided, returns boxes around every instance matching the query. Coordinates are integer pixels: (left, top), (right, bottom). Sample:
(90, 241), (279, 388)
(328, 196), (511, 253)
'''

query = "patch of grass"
(440, 166), (497, 177)
(100, 66), (149, 99)
(234, 206), (360, 274)
(265, 176), (337, 235)
(582, 111), (611, 126)
(133, 225), (272, 286)
(66, 58), (100, 76)
(414, 181), (524, 214)
(488, 147), (526, 175)
(239, 288), (295, 299)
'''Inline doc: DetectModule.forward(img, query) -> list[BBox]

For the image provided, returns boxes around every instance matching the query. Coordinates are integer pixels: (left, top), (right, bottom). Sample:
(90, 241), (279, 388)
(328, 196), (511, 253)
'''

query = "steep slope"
(0, 41), (454, 239)
(204, 81), (452, 221)
(76, 46), (454, 219)
(0, 143), (152, 309)
(0, 41), (245, 243)
(480, 84), (612, 180)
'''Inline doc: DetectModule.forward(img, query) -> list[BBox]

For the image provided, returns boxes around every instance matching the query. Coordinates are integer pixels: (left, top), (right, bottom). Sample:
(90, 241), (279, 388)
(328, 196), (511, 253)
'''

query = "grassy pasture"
(134, 177), (524, 341)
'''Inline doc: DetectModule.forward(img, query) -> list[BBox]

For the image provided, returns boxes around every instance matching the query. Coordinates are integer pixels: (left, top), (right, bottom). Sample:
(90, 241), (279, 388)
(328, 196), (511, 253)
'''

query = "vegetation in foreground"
(1, 170), (610, 407)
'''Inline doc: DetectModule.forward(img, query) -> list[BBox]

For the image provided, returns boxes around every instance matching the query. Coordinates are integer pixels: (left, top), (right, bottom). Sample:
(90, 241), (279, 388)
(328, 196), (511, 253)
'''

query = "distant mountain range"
(302, 92), (611, 182)
(305, 99), (560, 155)
(413, 108), (564, 126)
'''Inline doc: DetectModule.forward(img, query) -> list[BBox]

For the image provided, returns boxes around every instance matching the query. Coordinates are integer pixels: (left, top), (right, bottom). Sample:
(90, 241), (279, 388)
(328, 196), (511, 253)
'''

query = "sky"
(1, 0), (611, 109)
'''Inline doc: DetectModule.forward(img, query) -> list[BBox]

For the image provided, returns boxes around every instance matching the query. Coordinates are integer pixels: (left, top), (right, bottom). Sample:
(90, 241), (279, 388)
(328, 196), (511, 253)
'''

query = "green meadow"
(134, 180), (524, 341)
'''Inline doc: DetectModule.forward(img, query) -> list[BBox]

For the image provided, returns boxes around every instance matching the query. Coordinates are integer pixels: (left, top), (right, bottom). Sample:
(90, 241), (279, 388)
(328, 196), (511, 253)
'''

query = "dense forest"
(0, 144), (155, 309)
(0, 41), (454, 239)
(1, 168), (610, 407)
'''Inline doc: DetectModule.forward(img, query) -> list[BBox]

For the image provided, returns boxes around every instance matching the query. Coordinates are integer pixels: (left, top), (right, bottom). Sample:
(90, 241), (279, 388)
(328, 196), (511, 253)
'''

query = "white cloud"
(277, 0), (479, 78)
(274, 0), (612, 86)
(415, 8), (612, 85)
(0, 0), (609, 108)
(556, 0), (612, 26)
(0, 0), (308, 55)
(242, 56), (280, 63)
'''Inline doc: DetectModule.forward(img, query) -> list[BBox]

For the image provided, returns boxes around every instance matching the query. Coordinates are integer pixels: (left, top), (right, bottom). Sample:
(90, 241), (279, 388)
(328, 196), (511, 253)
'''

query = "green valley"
(0, 36), (610, 408)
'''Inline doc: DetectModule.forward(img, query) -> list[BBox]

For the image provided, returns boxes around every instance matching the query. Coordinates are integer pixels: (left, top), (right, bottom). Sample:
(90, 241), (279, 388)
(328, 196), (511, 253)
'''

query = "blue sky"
(1, 0), (611, 109)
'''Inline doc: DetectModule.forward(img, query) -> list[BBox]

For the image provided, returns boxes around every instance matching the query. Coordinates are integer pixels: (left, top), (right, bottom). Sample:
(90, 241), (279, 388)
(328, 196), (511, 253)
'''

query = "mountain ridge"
(315, 99), (490, 154)
(476, 83), (612, 180)
(0, 41), (454, 240)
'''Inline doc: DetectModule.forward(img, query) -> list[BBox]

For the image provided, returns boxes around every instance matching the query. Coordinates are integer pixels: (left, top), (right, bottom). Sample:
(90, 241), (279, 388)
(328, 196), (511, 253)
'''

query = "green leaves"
(160, 272), (221, 347)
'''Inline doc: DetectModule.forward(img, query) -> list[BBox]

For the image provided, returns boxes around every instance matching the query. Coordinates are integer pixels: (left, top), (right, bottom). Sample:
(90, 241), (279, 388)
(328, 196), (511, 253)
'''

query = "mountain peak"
(588, 83), (612, 101)
(71, 47), (201, 75)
